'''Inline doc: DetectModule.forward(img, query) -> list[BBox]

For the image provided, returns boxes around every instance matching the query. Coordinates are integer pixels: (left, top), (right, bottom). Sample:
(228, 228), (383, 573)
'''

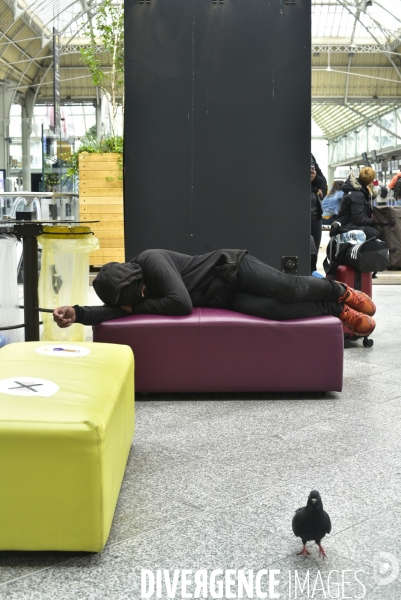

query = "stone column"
(0, 80), (16, 175)
(21, 89), (35, 191)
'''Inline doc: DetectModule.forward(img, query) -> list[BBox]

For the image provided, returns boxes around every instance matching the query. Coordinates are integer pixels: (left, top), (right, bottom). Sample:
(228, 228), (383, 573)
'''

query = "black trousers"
(227, 254), (344, 320)
(311, 218), (322, 256)
(361, 225), (381, 240)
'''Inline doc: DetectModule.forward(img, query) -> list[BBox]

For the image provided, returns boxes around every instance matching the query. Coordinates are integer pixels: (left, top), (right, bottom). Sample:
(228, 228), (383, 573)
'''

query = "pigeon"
(292, 490), (331, 558)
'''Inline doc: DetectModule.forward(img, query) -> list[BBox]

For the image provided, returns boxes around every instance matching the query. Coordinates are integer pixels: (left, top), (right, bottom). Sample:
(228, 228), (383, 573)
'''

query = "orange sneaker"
(339, 305), (376, 337)
(337, 283), (376, 316)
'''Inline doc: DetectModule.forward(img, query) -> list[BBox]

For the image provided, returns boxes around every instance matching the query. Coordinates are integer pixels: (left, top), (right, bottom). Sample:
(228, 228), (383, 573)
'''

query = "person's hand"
(317, 189), (323, 198)
(120, 304), (132, 313)
(53, 306), (76, 328)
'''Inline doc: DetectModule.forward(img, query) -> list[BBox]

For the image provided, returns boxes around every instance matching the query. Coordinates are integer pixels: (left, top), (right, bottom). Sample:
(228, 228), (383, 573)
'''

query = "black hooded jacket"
(336, 173), (374, 230)
(74, 248), (247, 325)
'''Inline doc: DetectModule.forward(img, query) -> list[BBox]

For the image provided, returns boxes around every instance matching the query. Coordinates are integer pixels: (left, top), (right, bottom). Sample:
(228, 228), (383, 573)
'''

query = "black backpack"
(395, 177), (401, 199)
(323, 222), (390, 274)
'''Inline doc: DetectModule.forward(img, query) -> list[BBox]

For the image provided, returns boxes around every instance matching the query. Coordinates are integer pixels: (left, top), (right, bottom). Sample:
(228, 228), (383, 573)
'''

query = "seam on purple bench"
(196, 308), (201, 393)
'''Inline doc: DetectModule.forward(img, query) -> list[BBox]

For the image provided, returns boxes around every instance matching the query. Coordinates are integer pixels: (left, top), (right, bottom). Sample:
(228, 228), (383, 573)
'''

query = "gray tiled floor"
(1, 284), (401, 599)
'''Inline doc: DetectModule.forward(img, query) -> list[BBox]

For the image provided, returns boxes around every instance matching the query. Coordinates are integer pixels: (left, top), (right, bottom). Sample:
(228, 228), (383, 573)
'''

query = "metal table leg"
(22, 234), (40, 341)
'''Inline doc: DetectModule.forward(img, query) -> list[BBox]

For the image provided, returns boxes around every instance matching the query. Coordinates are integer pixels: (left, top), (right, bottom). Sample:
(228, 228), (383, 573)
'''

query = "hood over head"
(342, 171), (374, 194)
(93, 261), (143, 306)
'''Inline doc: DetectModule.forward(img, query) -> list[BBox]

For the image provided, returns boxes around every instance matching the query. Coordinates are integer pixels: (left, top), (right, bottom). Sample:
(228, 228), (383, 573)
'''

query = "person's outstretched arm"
(53, 304), (130, 327)
(53, 250), (193, 326)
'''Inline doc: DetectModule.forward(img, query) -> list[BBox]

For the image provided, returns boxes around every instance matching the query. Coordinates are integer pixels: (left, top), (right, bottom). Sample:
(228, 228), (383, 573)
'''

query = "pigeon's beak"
(311, 498), (317, 504)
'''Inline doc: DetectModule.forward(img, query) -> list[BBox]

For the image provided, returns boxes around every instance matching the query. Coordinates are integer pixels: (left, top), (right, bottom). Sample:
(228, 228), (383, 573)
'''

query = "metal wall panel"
(124, 0), (311, 273)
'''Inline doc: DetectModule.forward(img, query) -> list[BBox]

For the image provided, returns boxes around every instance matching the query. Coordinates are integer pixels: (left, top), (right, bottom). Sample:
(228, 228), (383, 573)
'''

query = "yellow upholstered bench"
(0, 341), (134, 552)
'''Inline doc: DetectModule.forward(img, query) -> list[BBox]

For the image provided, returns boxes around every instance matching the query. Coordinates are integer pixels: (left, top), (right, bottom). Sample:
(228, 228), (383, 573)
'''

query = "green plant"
(80, 0), (124, 133)
(44, 172), (60, 189)
(43, 155), (60, 190)
(63, 130), (123, 183)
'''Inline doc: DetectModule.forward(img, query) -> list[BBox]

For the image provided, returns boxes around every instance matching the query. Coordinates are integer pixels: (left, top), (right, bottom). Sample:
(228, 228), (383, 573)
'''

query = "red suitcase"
(335, 265), (374, 347)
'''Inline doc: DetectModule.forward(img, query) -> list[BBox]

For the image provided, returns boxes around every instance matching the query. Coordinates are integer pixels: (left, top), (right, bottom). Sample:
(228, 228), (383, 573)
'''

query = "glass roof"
(17, 0), (84, 39)
(18, 0), (111, 41)
(4, 0), (400, 140)
(312, 1), (401, 46)
(13, 0), (401, 47)
(311, 1), (401, 138)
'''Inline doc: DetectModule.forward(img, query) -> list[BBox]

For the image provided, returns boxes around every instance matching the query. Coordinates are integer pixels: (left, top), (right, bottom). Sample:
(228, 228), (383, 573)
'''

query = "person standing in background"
(311, 153), (327, 198)
(374, 185), (388, 206)
(311, 164), (323, 258)
(388, 168), (401, 205)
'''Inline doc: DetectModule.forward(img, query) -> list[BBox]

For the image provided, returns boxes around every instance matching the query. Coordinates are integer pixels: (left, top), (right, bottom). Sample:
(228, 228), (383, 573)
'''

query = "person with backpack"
(336, 167), (381, 240)
(388, 169), (401, 205)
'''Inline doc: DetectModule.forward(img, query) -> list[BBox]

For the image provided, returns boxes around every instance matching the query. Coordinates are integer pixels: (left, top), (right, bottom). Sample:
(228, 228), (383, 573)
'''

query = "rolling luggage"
(324, 232), (374, 348)
(324, 230), (389, 275)
(373, 205), (401, 269)
(329, 265), (374, 348)
(324, 228), (382, 347)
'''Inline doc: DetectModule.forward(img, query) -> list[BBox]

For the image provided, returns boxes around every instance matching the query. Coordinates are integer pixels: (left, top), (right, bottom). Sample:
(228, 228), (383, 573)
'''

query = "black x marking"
(8, 381), (43, 392)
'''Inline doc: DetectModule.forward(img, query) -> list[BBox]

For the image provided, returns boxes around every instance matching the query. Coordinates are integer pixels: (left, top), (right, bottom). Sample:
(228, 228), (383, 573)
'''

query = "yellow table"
(0, 342), (135, 551)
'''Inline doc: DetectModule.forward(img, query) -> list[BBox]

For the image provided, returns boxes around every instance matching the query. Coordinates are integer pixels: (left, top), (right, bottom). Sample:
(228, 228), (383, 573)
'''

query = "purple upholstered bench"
(93, 308), (343, 393)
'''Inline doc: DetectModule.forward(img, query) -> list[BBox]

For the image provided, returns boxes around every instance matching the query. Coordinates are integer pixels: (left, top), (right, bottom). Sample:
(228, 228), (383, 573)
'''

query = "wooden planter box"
(79, 153), (124, 266)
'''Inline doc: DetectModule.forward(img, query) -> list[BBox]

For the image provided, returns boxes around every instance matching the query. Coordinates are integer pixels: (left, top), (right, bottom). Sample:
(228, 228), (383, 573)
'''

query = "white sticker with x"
(0, 377), (59, 397)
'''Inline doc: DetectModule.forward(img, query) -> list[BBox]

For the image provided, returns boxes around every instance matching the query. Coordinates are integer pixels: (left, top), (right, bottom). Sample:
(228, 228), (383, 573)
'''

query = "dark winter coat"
(337, 174), (374, 230)
(75, 248), (248, 325)
(311, 190), (323, 219)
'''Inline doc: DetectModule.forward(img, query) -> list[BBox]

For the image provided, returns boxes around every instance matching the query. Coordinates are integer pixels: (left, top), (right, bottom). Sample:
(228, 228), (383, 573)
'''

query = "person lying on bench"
(53, 248), (376, 336)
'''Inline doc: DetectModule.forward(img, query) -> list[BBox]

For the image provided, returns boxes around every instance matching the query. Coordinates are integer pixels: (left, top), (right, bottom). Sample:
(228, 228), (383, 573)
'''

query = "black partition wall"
(124, 0), (311, 273)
